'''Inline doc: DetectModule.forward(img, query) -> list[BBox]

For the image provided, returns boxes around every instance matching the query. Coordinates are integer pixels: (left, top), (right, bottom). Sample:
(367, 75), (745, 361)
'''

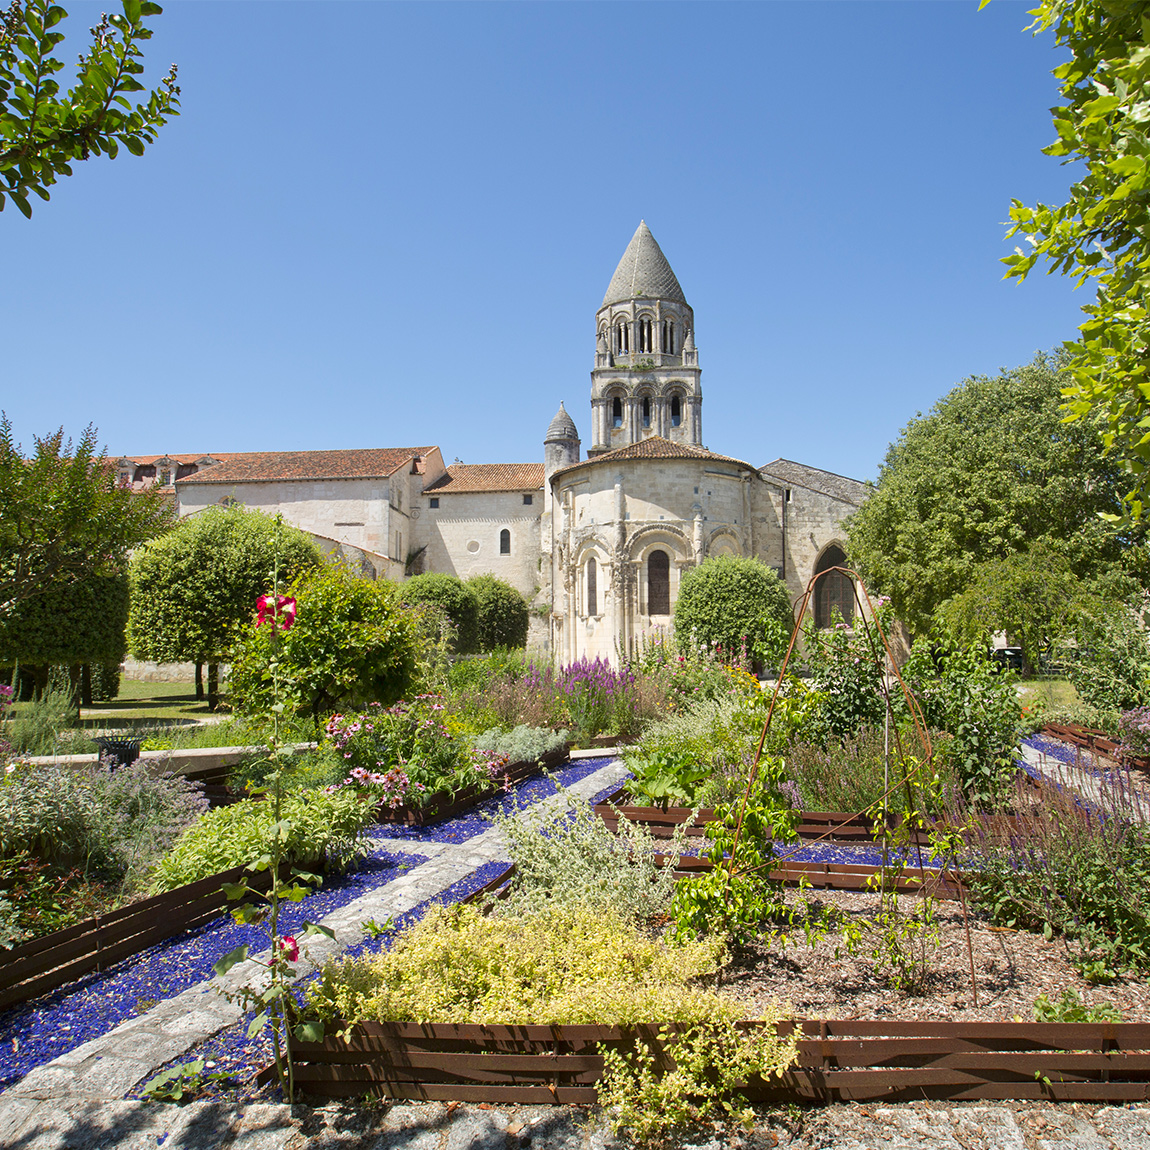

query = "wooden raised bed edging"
(0, 863), (280, 1012)
(1041, 722), (1150, 772)
(374, 746), (569, 826)
(286, 1018), (1150, 1104)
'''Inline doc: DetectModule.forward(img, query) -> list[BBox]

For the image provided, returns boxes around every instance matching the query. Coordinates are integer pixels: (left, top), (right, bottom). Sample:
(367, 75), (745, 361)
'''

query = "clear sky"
(2, 0), (1089, 483)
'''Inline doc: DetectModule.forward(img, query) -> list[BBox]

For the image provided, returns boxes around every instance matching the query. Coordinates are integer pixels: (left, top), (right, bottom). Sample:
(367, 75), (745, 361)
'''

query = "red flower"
(279, 935), (299, 963)
(256, 594), (297, 631)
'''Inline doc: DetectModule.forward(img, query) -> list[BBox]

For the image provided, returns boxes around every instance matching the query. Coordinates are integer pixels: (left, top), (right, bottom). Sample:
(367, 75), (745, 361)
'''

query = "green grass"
(1019, 678), (1080, 711)
(80, 679), (215, 724)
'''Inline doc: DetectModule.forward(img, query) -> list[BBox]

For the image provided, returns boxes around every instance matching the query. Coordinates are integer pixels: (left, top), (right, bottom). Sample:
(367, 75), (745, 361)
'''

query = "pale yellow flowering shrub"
(306, 903), (727, 1025)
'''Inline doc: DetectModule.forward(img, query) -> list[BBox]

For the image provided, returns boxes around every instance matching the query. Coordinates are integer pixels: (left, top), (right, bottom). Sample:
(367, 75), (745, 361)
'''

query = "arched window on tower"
(661, 320), (674, 353)
(642, 397), (651, 428)
(648, 550), (670, 615)
(615, 322), (629, 353)
(814, 545), (853, 629)
(500, 528), (511, 555)
(586, 557), (597, 616)
(639, 318), (652, 352)
(612, 397), (623, 428)
(670, 396), (681, 427)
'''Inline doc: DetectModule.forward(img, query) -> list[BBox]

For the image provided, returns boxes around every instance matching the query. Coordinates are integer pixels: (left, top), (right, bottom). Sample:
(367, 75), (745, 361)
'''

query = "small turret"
(545, 402), (580, 481)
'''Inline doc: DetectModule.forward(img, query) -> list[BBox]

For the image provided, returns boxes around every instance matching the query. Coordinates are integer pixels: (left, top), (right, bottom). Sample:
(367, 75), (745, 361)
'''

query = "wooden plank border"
(287, 1019), (1150, 1104)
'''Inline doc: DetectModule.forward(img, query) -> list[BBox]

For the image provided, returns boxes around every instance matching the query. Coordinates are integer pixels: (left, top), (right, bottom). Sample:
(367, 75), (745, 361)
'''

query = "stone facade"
(159, 221), (866, 665)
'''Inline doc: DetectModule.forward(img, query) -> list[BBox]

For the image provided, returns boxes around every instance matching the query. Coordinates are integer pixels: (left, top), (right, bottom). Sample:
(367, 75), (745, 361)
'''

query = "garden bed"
(373, 746), (568, 826)
(286, 1017), (1150, 1104)
(0, 862), (279, 1010)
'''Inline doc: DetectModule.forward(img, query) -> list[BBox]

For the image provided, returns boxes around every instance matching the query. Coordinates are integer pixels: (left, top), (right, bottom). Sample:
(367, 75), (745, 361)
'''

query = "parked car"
(990, 647), (1024, 674)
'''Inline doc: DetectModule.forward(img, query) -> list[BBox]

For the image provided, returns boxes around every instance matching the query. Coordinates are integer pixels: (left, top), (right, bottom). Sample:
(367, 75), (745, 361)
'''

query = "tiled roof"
(177, 448), (436, 485)
(552, 436), (754, 480)
(424, 463), (545, 494)
(759, 458), (870, 506)
(602, 221), (687, 308)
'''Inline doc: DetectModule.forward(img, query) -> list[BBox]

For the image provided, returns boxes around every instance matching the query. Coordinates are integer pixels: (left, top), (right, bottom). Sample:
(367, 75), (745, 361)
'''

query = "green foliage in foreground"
(401, 574), (479, 655)
(0, 0), (180, 217)
(229, 565), (417, 722)
(148, 788), (374, 892)
(674, 554), (792, 667)
(467, 574), (529, 650)
(1000, 0), (1150, 516)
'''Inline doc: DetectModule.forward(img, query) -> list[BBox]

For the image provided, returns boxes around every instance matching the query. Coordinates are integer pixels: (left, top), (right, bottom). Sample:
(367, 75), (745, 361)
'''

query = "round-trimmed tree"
(401, 573), (479, 654)
(673, 555), (793, 667)
(467, 574), (529, 650)
(127, 506), (323, 708)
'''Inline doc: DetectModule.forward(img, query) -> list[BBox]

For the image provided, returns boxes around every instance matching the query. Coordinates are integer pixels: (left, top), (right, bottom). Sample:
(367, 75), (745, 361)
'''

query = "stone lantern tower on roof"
(589, 221), (702, 456)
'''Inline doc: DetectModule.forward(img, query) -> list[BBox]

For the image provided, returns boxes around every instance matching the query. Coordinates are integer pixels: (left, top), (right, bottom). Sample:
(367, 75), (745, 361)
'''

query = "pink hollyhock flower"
(256, 594), (297, 630)
(279, 935), (299, 963)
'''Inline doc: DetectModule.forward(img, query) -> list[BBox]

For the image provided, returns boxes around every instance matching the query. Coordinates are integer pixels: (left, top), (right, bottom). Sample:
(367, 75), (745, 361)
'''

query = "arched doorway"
(814, 545), (853, 628)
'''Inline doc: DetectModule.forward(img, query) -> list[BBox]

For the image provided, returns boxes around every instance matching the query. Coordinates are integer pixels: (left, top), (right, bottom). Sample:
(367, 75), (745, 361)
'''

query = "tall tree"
(846, 355), (1138, 635)
(0, 415), (172, 614)
(1, 0), (178, 216)
(127, 506), (322, 709)
(999, 0), (1150, 514)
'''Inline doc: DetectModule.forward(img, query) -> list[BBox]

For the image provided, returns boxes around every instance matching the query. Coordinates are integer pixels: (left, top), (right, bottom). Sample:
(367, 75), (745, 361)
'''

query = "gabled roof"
(118, 454), (235, 466)
(552, 436), (754, 481)
(759, 458), (870, 506)
(601, 221), (687, 308)
(177, 448), (436, 485)
(424, 463), (545, 494)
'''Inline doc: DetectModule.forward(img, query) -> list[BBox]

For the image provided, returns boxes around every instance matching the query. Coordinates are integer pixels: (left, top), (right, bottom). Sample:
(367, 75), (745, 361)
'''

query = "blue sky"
(2, 0), (1088, 482)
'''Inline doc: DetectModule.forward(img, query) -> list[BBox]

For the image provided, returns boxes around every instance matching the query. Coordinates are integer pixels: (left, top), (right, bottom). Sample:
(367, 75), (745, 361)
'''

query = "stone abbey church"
(121, 223), (867, 665)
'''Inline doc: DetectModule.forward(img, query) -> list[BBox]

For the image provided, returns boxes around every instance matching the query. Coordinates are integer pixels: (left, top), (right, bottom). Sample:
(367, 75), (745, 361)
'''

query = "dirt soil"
(722, 887), (1150, 1022)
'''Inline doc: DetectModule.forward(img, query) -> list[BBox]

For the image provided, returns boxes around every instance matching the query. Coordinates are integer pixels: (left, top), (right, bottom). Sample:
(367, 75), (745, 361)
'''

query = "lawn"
(1018, 677), (1080, 711)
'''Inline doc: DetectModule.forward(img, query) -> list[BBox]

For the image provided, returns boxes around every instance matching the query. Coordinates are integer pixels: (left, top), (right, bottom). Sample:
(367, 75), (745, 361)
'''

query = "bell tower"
(589, 221), (702, 456)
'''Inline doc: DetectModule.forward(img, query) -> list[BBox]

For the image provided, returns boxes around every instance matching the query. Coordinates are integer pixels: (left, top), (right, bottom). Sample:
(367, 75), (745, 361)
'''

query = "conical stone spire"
(601, 221), (687, 307)
(546, 401), (579, 443)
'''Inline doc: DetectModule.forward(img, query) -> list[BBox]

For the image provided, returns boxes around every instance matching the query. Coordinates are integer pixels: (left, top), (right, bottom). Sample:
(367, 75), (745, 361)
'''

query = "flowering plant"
(255, 594), (297, 630)
(554, 657), (638, 741)
(325, 696), (511, 809)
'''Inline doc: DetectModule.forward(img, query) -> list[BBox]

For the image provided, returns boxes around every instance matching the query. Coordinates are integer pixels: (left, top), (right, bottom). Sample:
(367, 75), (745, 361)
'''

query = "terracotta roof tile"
(551, 436), (754, 480)
(424, 463), (544, 494)
(176, 448), (436, 485)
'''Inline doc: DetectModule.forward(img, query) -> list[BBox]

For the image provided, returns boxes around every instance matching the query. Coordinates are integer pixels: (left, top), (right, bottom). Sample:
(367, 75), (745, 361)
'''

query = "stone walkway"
(3, 1097), (1150, 1149)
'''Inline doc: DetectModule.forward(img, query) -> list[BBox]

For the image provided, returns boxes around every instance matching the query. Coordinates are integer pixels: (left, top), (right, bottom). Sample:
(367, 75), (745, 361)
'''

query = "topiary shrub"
(228, 565), (417, 723)
(466, 574), (529, 650)
(674, 555), (792, 668)
(401, 574), (479, 655)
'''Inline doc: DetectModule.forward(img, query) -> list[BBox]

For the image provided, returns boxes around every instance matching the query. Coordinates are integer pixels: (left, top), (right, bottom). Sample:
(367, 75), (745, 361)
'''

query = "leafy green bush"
(493, 792), (683, 921)
(324, 697), (507, 809)
(803, 611), (885, 741)
(674, 555), (792, 668)
(466, 575), (529, 650)
(899, 634), (1021, 805)
(401, 574), (479, 655)
(0, 760), (207, 883)
(1033, 987), (1121, 1023)
(1065, 604), (1150, 713)
(625, 695), (763, 807)
(446, 648), (528, 698)
(471, 724), (568, 762)
(229, 565), (417, 723)
(148, 788), (374, 892)
(226, 745), (346, 794)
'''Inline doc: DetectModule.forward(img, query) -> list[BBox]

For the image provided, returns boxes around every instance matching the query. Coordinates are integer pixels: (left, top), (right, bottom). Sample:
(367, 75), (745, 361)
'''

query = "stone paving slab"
(3, 1100), (1150, 1150)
